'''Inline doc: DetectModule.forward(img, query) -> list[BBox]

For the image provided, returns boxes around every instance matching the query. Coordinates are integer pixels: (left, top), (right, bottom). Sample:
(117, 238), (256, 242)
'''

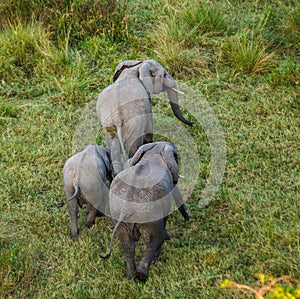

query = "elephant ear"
(129, 143), (157, 166)
(138, 61), (155, 97)
(96, 146), (113, 181)
(113, 60), (143, 82)
(161, 143), (179, 184)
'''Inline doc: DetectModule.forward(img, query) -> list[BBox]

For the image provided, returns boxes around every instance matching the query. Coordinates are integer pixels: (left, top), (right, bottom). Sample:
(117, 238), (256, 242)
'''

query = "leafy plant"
(221, 274), (300, 299)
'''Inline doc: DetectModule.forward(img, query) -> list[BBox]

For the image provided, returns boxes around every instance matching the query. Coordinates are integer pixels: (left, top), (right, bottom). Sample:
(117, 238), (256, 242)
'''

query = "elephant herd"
(62, 59), (194, 281)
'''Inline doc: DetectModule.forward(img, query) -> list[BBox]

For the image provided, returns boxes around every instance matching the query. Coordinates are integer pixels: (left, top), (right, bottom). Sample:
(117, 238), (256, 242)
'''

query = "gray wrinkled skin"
(63, 145), (112, 240)
(96, 59), (193, 176)
(108, 142), (189, 281)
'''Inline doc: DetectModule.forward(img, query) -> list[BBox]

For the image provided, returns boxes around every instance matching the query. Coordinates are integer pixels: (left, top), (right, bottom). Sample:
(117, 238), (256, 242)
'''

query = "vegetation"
(0, 0), (299, 298)
(221, 274), (300, 298)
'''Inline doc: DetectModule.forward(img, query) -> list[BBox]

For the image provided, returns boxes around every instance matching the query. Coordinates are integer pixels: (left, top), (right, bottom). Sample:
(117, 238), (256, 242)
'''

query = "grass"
(0, 0), (299, 298)
(221, 31), (276, 75)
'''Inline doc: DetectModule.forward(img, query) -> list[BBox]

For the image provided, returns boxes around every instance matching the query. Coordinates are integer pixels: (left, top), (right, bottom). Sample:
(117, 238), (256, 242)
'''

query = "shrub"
(221, 274), (300, 299)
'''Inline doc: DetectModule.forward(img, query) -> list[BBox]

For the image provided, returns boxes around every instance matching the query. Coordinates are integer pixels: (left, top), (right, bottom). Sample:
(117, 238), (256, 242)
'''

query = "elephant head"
(129, 141), (179, 185)
(114, 60), (194, 126)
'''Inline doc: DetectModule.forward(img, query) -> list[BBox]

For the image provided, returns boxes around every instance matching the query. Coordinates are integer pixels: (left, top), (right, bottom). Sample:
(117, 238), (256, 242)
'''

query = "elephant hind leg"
(117, 224), (136, 280)
(67, 197), (79, 240)
(136, 221), (167, 281)
(85, 203), (97, 228)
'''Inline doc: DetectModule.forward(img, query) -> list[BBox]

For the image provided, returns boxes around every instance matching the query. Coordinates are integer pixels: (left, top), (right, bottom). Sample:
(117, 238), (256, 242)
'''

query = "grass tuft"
(221, 31), (276, 74)
(285, 3), (300, 43)
(181, 2), (230, 37)
(0, 20), (53, 80)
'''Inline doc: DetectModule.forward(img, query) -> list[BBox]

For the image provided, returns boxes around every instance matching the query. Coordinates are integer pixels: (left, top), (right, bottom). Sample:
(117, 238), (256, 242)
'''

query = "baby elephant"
(103, 142), (189, 281)
(63, 145), (112, 240)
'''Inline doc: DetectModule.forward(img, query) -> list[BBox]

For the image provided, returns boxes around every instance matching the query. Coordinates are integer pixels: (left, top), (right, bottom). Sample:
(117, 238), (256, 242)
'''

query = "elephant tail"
(101, 217), (123, 260)
(58, 184), (79, 208)
(66, 184), (79, 203)
(116, 126), (126, 160)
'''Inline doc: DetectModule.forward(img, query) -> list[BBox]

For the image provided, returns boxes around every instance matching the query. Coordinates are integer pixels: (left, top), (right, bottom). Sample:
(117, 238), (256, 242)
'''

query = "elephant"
(63, 145), (112, 240)
(96, 59), (194, 175)
(101, 142), (190, 281)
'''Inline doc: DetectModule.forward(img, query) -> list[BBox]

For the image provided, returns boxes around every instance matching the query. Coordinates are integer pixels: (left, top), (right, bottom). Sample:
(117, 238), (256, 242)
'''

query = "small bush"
(221, 274), (300, 299)
(221, 31), (276, 74)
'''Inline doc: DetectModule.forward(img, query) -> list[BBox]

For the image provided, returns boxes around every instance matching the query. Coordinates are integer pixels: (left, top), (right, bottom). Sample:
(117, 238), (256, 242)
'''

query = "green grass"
(221, 31), (276, 75)
(0, 0), (299, 298)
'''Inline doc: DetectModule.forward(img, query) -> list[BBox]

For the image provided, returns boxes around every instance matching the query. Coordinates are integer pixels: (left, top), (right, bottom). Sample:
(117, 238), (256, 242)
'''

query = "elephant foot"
(135, 269), (148, 282)
(71, 228), (80, 240)
(135, 263), (149, 282)
(96, 210), (104, 217)
(126, 262), (136, 280)
(127, 272), (136, 280)
(165, 232), (171, 240)
(85, 220), (95, 228)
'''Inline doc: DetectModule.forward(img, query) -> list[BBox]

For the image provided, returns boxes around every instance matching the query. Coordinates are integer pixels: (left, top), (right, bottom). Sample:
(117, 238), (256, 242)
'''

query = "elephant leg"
(117, 226), (136, 280)
(107, 134), (122, 175)
(136, 221), (167, 281)
(86, 203), (97, 228)
(163, 216), (171, 240)
(67, 198), (79, 240)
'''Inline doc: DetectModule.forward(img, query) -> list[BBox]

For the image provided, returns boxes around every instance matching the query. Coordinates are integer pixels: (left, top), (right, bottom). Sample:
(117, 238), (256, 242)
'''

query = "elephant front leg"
(105, 131), (123, 175)
(85, 203), (97, 228)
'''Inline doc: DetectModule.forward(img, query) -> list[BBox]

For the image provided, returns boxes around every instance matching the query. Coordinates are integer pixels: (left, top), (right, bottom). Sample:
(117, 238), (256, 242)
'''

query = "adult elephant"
(96, 59), (194, 175)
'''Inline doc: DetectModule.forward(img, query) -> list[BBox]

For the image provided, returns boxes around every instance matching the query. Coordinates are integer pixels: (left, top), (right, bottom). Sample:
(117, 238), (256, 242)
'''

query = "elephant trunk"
(165, 79), (194, 126)
(178, 204), (190, 221)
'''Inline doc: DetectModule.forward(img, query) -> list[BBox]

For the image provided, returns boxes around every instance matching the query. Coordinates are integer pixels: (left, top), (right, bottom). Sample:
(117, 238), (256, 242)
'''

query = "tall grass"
(0, 0), (131, 44)
(222, 31), (276, 74)
(149, 2), (230, 76)
(285, 3), (300, 43)
(151, 18), (206, 75)
(182, 3), (230, 37)
(0, 21), (53, 80)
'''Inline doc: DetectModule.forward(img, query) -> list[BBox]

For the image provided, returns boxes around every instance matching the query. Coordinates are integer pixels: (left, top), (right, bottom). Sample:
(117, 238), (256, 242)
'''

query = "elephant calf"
(103, 142), (189, 281)
(63, 145), (112, 240)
